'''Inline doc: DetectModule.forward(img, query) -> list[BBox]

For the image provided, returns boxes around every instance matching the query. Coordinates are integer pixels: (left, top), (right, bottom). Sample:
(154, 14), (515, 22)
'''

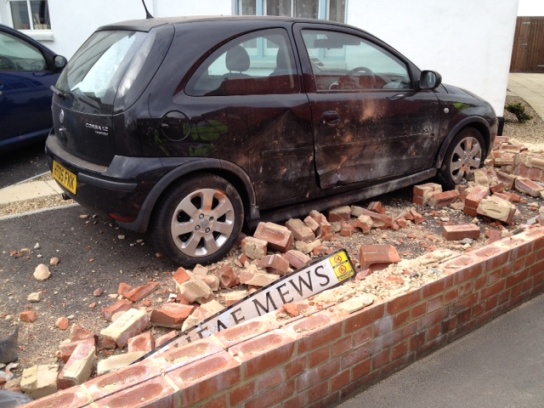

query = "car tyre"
(438, 127), (485, 190)
(152, 174), (244, 267)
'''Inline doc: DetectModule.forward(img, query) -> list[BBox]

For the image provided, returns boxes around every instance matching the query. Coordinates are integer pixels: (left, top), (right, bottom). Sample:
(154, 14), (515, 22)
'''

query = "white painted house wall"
(0, 0), (520, 117)
(518, 0), (544, 16)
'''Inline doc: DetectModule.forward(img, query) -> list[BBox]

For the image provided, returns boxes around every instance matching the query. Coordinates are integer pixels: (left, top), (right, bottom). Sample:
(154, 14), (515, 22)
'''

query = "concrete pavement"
(508, 73), (544, 120)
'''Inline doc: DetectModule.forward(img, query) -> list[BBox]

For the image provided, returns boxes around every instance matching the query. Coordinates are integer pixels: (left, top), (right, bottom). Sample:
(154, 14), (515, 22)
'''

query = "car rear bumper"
(45, 135), (164, 229)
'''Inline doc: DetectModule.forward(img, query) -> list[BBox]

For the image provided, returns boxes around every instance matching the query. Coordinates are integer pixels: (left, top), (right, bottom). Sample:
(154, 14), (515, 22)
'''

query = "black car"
(0, 24), (66, 153)
(45, 16), (497, 267)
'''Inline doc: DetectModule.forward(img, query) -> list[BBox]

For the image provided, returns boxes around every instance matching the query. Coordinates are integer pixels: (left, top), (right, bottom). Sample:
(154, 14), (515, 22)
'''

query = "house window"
(237, 0), (346, 23)
(10, 0), (51, 30)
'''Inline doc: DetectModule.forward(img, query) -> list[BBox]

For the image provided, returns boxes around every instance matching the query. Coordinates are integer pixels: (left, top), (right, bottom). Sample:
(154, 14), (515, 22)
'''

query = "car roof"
(97, 15), (352, 33)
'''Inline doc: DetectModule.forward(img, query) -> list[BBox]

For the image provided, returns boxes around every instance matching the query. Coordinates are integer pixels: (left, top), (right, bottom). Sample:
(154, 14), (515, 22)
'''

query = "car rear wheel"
(152, 174), (244, 267)
(438, 127), (485, 190)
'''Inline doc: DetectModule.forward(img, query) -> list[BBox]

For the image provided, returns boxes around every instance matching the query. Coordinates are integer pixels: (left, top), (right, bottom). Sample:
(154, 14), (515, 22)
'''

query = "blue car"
(0, 24), (66, 153)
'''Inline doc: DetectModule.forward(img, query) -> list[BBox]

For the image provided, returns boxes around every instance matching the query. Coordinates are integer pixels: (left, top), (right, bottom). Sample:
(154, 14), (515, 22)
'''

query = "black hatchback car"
(46, 16), (497, 267)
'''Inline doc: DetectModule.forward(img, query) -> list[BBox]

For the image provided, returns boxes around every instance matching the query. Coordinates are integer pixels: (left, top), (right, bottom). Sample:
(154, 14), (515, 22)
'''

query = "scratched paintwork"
(45, 16), (498, 236)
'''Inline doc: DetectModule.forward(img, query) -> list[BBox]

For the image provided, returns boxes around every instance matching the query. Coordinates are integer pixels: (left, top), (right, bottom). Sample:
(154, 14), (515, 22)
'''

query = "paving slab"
(0, 180), (62, 205)
(508, 73), (544, 120)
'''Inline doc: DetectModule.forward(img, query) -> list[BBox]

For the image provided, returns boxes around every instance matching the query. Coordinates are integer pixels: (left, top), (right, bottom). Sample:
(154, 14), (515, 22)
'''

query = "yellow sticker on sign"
(329, 250), (355, 282)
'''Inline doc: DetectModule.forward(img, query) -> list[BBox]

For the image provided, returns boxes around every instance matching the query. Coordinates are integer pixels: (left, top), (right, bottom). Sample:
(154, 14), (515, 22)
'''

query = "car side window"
(0, 31), (47, 71)
(186, 28), (299, 96)
(301, 30), (411, 92)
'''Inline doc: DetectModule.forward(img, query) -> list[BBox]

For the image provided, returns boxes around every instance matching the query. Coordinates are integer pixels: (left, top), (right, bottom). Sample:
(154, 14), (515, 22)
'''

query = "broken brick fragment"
(20, 310), (37, 323)
(515, 177), (544, 197)
(359, 244), (401, 271)
(150, 303), (195, 329)
(254, 222), (293, 252)
(285, 218), (316, 242)
(127, 331), (155, 353)
(477, 196), (517, 225)
(256, 254), (290, 276)
(328, 206), (352, 222)
(283, 250), (311, 270)
(283, 302), (309, 317)
(241, 236), (268, 260)
(413, 183), (442, 206)
(102, 299), (133, 322)
(367, 201), (385, 214)
(118, 281), (160, 303)
(216, 265), (239, 288)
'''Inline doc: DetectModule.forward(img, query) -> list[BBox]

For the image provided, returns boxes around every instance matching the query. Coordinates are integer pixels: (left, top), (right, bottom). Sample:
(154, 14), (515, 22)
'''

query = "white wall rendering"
(0, 0), (519, 116)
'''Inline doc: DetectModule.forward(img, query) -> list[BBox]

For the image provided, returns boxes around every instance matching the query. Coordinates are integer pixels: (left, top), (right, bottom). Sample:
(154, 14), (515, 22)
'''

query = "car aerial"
(0, 24), (66, 153)
(45, 16), (497, 267)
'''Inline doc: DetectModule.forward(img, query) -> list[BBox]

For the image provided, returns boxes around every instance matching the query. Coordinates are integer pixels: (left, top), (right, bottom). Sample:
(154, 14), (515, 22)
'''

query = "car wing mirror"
(419, 70), (442, 90)
(54, 55), (67, 71)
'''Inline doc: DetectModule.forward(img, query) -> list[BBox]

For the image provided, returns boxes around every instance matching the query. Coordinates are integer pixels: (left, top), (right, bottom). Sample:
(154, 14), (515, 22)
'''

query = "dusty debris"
(1, 135), (543, 401)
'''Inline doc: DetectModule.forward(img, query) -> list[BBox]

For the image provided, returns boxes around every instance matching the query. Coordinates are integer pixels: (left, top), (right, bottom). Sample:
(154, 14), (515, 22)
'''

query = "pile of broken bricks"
(7, 135), (544, 400)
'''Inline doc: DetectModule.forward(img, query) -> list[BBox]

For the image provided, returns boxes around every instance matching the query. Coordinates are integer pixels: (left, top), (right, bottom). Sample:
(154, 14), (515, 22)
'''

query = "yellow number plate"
(52, 161), (77, 195)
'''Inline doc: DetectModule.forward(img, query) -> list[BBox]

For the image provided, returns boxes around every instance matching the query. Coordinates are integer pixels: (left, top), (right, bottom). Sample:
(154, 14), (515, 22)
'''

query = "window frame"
(235, 0), (347, 23)
(9, 0), (51, 31)
(185, 28), (301, 97)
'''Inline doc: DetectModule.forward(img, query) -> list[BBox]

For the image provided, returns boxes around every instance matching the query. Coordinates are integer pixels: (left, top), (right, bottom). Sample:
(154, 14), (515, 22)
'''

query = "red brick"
(367, 201), (386, 214)
(173, 267), (191, 284)
(150, 303), (194, 328)
(96, 376), (177, 407)
(21, 388), (92, 408)
(442, 224), (481, 241)
(464, 186), (489, 215)
(328, 206), (352, 222)
(387, 289), (422, 315)
(102, 299), (132, 321)
(230, 382), (256, 406)
(410, 208), (426, 224)
(359, 244), (401, 271)
(169, 353), (241, 406)
(127, 331), (155, 353)
(413, 183), (442, 206)
(283, 250), (311, 270)
(296, 358), (340, 392)
(118, 281), (159, 303)
(20, 310), (37, 323)
(515, 177), (543, 197)
(229, 332), (295, 377)
(254, 222), (294, 252)
(59, 337), (96, 363)
(285, 218), (316, 242)
(256, 254), (290, 275)
(428, 190), (460, 208)
(57, 340), (96, 389)
(245, 380), (296, 408)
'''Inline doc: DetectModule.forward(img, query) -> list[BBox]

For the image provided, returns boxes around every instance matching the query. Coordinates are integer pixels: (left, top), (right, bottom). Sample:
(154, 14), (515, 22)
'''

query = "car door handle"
(321, 111), (340, 126)
(388, 93), (406, 100)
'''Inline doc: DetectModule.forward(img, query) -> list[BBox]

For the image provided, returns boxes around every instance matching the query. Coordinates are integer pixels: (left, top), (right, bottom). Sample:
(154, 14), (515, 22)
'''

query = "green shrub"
(505, 102), (533, 123)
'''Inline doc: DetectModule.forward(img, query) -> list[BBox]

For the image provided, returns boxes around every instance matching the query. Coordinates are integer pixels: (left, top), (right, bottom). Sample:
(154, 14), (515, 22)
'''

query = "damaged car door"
(295, 25), (442, 189)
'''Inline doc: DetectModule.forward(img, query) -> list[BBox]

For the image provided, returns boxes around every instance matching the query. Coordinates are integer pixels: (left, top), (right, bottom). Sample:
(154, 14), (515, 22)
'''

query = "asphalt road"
(0, 142), (49, 188)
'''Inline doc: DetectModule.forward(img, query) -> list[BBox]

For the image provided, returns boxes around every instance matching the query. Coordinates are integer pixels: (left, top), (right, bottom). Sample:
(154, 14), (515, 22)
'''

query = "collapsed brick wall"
(25, 226), (544, 408)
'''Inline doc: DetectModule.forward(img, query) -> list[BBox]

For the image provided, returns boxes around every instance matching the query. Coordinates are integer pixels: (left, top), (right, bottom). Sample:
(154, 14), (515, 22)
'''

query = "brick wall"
(26, 226), (544, 408)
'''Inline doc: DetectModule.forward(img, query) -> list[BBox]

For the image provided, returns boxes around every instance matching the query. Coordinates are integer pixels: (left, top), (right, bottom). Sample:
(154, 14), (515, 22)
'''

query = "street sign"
(138, 249), (355, 361)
